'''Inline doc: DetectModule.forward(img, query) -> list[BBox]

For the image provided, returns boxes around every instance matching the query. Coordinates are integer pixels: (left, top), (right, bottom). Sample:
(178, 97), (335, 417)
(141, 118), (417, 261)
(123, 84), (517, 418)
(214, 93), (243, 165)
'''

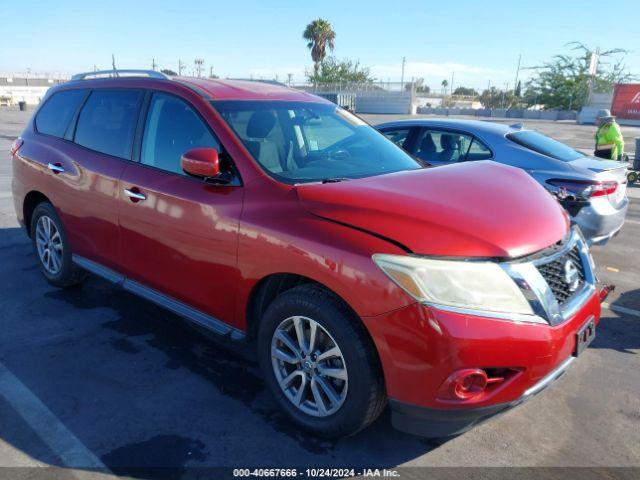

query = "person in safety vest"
(594, 109), (625, 160)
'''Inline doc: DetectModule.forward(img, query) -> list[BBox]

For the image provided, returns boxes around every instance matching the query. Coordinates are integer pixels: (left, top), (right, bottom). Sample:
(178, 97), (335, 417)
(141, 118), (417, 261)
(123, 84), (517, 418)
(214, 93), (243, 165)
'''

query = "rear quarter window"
(74, 90), (143, 159)
(34, 89), (86, 138)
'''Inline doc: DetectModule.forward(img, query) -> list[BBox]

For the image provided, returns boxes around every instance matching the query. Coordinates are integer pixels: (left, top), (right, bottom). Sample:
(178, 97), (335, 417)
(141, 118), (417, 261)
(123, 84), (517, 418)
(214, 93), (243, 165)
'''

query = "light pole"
(513, 54), (521, 97)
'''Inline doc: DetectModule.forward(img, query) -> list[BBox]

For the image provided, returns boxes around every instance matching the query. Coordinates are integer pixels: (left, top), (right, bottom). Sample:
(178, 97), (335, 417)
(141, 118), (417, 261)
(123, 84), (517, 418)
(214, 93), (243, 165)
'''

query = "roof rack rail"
(228, 78), (287, 86)
(71, 69), (169, 81)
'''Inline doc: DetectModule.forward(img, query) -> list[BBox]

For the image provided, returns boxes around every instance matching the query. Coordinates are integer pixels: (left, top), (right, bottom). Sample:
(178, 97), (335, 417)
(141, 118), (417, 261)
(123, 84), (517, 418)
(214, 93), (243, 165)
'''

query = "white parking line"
(625, 219), (640, 225)
(602, 303), (640, 318)
(0, 361), (108, 469)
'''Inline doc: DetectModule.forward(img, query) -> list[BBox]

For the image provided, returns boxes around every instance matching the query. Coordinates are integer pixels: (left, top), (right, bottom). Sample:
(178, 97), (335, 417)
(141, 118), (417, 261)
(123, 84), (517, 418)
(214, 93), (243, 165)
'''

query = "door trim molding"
(72, 254), (245, 341)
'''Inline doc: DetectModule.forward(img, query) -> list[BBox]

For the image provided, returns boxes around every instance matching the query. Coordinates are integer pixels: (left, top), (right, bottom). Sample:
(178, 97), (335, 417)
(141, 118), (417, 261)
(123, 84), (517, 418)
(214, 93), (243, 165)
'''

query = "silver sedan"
(377, 119), (629, 245)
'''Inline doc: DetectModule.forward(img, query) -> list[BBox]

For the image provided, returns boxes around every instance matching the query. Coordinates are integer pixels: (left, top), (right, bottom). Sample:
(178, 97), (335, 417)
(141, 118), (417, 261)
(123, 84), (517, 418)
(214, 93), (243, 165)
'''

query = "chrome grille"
(536, 245), (586, 306)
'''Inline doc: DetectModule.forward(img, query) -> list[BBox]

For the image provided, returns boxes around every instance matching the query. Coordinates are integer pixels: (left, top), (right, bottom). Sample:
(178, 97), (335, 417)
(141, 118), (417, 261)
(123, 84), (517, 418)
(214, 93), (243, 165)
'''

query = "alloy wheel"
(271, 315), (348, 417)
(35, 215), (63, 275)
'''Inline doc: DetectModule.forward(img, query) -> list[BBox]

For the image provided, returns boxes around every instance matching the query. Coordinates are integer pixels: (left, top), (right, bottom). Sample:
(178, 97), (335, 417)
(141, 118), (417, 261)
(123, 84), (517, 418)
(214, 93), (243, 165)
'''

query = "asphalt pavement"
(0, 107), (638, 478)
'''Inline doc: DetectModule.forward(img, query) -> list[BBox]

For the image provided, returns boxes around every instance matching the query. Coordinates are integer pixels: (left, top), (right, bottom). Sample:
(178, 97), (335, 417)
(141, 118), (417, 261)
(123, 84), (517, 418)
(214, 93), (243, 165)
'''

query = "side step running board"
(72, 255), (245, 341)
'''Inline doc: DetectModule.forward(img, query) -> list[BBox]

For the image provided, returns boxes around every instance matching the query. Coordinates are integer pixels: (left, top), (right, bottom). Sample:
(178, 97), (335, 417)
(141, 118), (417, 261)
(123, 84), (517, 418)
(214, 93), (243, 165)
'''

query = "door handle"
(124, 188), (147, 202)
(47, 163), (65, 174)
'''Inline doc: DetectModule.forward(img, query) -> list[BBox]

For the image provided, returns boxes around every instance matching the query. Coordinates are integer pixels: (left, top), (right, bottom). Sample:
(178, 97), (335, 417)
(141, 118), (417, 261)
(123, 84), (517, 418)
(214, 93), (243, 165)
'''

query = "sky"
(2, 0), (639, 90)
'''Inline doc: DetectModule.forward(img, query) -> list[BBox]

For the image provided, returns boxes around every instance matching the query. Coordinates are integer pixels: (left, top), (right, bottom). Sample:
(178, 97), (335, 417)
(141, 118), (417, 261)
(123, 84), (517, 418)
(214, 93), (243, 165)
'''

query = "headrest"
(247, 110), (277, 138)
(440, 134), (457, 150)
(420, 134), (437, 152)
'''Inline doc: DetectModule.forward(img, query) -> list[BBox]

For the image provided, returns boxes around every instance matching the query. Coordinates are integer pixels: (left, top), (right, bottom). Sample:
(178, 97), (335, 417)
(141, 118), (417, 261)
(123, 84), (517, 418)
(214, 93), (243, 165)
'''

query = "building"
(0, 77), (67, 106)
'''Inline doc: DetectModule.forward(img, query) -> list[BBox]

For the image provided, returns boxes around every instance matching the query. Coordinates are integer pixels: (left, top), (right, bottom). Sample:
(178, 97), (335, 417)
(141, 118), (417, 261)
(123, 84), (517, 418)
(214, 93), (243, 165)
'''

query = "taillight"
(590, 181), (617, 197)
(547, 179), (617, 199)
(10, 138), (24, 156)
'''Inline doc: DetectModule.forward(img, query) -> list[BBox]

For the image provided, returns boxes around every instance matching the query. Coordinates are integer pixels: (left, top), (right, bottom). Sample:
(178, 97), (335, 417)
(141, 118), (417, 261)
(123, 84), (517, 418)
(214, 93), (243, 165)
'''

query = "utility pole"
(450, 71), (455, 96)
(209, 66), (214, 78)
(400, 57), (406, 88)
(587, 47), (600, 105)
(151, 58), (157, 70)
(178, 59), (185, 76)
(194, 58), (204, 78)
(513, 54), (521, 97)
(287, 73), (293, 86)
(111, 54), (117, 72)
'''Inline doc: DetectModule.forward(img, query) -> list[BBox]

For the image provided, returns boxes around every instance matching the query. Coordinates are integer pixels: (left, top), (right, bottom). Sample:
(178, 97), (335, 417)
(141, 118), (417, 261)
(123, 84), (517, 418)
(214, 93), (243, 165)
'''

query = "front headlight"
(373, 254), (534, 316)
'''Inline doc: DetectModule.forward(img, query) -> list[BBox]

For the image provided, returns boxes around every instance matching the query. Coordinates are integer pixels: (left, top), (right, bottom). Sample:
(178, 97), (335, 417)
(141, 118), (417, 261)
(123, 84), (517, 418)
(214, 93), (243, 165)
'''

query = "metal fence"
(293, 81), (413, 94)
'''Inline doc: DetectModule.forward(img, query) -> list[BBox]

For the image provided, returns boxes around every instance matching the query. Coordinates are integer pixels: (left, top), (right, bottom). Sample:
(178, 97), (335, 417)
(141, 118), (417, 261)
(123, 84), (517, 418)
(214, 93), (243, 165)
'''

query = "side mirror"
(181, 147), (220, 179)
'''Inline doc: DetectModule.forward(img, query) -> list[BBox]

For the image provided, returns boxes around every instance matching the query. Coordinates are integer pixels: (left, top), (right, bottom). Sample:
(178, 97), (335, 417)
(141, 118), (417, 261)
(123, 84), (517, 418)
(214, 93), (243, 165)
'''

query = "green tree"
(524, 42), (635, 110)
(479, 87), (516, 108)
(441, 79), (448, 94)
(306, 57), (374, 84)
(303, 19), (336, 79)
(453, 86), (478, 96)
(406, 78), (430, 93)
(161, 69), (177, 76)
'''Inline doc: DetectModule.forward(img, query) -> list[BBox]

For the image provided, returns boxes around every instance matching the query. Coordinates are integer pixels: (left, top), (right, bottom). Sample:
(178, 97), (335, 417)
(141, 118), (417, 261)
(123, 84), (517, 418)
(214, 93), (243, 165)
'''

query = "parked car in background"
(12, 72), (605, 439)
(377, 119), (629, 245)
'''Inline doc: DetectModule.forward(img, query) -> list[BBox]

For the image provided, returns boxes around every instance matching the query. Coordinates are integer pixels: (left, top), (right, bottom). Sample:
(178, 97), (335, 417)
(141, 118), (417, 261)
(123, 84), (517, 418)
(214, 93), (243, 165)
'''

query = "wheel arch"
(245, 273), (367, 345)
(23, 191), (52, 237)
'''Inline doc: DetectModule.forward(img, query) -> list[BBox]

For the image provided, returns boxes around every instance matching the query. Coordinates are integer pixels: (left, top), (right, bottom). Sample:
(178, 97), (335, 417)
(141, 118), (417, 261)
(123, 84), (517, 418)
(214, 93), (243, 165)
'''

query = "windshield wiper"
(321, 177), (351, 184)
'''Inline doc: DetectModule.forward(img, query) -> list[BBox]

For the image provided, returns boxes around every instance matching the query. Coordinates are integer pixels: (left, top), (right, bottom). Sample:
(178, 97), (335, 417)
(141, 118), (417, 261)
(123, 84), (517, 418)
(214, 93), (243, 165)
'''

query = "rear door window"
(35, 89), (86, 138)
(464, 138), (493, 161)
(415, 129), (474, 164)
(74, 90), (143, 159)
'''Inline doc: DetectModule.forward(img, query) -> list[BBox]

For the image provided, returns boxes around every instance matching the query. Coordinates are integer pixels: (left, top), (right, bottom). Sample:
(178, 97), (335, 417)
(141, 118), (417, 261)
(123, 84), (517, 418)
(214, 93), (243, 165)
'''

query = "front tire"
(30, 202), (84, 287)
(258, 284), (386, 438)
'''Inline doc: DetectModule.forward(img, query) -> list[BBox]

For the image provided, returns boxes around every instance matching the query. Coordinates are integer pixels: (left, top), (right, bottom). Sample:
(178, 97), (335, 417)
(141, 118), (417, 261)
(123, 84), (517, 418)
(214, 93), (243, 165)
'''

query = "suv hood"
(296, 161), (569, 258)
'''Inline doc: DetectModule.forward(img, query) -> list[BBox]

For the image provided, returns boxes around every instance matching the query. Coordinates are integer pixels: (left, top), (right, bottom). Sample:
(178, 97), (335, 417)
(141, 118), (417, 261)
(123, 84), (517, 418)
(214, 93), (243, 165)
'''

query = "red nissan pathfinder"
(11, 70), (603, 438)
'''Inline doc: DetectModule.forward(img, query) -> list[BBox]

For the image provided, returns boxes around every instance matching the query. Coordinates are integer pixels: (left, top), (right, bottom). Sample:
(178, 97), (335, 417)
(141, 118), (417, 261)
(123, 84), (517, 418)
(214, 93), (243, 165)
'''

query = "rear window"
(507, 130), (583, 162)
(74, 90), (143, 159)
(35, 89), (86, 138)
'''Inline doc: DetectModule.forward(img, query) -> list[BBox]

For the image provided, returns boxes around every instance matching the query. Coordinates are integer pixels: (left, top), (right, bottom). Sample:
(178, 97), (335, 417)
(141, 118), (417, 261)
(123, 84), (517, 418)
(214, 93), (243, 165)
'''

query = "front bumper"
(362, 288), (601, 437)
(389, 356), (574, 437)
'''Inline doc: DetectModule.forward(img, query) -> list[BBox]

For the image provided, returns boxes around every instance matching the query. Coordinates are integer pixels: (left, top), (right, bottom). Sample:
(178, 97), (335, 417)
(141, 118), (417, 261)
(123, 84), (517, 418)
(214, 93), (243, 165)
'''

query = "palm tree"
(441, 79), (449, 95)
(303, 19), (336, 80)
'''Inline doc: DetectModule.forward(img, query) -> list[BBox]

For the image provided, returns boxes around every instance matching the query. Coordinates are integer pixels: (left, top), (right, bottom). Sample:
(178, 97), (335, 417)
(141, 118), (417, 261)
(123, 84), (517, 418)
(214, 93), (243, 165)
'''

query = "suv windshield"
(507, 130), (584, 162)
(212, 100), (421, 183)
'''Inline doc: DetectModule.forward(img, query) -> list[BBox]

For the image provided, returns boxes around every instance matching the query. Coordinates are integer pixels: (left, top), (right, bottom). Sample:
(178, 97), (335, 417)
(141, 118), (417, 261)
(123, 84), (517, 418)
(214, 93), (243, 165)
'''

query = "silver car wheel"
(35, 215), (63, 275)
(271, 315), (348, 417)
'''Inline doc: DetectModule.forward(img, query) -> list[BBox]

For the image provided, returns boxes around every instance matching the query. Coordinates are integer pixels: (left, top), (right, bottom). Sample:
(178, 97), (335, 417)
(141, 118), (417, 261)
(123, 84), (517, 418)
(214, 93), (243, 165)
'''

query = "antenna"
(111, 54), (118, 77)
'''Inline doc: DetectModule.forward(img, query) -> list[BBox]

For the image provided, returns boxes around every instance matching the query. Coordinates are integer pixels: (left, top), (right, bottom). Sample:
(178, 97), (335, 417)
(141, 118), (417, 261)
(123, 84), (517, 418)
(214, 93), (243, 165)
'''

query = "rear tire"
(258, 284), (386, 438)
(30, 202), (84, 287)
(628, 171), (638, 184)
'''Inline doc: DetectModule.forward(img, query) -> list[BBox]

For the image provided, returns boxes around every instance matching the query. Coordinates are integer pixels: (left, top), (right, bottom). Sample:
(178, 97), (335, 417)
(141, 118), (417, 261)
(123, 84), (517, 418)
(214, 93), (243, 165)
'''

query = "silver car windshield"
(507, 130), (584, 162)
